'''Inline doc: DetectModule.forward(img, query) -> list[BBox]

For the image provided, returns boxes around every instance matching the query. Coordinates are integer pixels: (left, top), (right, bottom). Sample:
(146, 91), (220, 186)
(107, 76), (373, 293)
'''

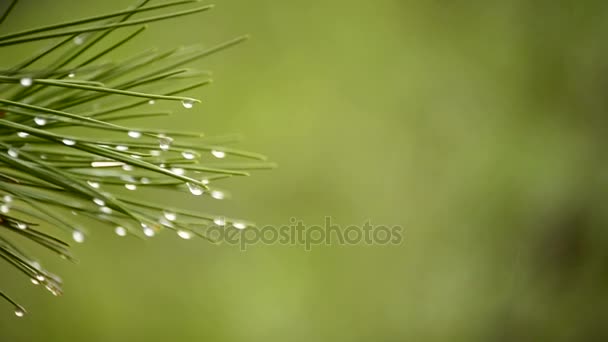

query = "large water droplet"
(213, 217), (226, 226)
(31, 278), (40, 285)
(16, 222), (27, 230)
(163, 211), (177, 221)
(114, 226), (127, 237)
(14, 308), (25, 317)
(100, 206), (112, 214)
(177, 230), (192, 240)
(211, 150), (226, 159)
(8, 148), (18, 158)
(17, 132), (29, 138)
(181, 151), (196, 160)
(187, 182), (203, 196)
(62, 139), (76, 146)
(34, 117), (47, 126)
(142, 224), (155, 237)
(158, 136), (173, 151)
(0, 204), (9, 213)
(20, 78), (32, 87)
(87, 180), (100, 189)
(72, 230), (85, 243)
(181, 99), (194, 109)
(3, 195), (13, 202)
(128, 131), (141, 139)
(125, 183), (137, 191)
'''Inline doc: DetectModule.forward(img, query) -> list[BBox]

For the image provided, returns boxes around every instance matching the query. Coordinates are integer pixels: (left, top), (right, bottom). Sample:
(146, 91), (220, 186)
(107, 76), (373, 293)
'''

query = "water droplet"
(148, 99), (156, 105)
(163, 211), (177, 221)
(171, 167), (185, 176)
(93, 198), (105, 206)
(150, 150), (161, 157)
(211, 150), (226, 159)
(211, 190), (224, 200)
(177, 230), (192, 240)
(140, 177), (150, 184)
(72, 230), (85, 243)
(87, 180), (100, 189)
(16, 222), (27, 230)
(35, 274), (45, 282)
(128, 130), (141, 139)
(125, 183), (137, 191)
(131, 154), (141, 159)
(187, 182), (203, 196)
(1, 204), (10, 213)
(17, 132), (29, 138)
(20, 77), (32, 87)
(233, 222), (247, 230)
(115, 145), (128, 151)
(3, 195), (12, 202)
(74, 35), (85, 45)
(213, 217), (226, 226)
(34, 117), (47, 126)
(14, 308), (25, 317)
(68, 72), (75, 78)
(91, 161), (124, 168)
(31, 278), (40, 285)
(201, 179), (210, 185)
(62, 139), (76, 146)
(181, 151), (196, 160)
(114, 226), (127, 237)
(142, 225), (155, 237)
(158, 136), (173, 151)
(181, 99), (194, 109)
(100, 206), (112, 214)
(8, 147), (19, 158)
(122, 164), (133, 171)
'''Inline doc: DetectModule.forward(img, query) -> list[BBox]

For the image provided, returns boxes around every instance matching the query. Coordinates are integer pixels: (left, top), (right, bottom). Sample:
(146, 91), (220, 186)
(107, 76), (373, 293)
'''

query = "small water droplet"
(115, 145), (128, 151)
(201, 179), (210, 185)
(3, 195), (12, 202)
(122, 164), (134, 171)
(171, 167), (185, 176)
(142, 225), (155, 237)
(1, 204), (10, 213)
(148, 99), (156, 105)
(213, 217), (226, 226)
(114, 226), (127, 237)
(14, 308), (25, 317)
(17, 132), (29, 138)
(16, 222), (27, 230)
(87, 180), (100, 188)
(72, 230), (85, 243)
(93, 198), (105, 206)
(20, 77), (32, 87)
(211, 190), (224, 200)
(34, 117), (47, 126)
(177, 230), (192, 240)
(8, 147), (19, 158)
(62, 139), (76, 146)
(74, 35), (85, 45)
(187, 182), (203, 196)
(150, 150), (161, 156)
(181, 151), (196, 160)
(31, 278), (40, 285)
(128, 130), (141, 139)
(211, 150), (226, 159)
(35, 274), (45, 281)
(100, 206), (112, 214)
(125, 183), (137, 191)
(158, 136), (173, 151)
(181, 99), (194, 109)
(163, 211), (177, 221)
(140, 177), (150, 184)
(68, 72), (75, 78)
(233, 222), (247, 230)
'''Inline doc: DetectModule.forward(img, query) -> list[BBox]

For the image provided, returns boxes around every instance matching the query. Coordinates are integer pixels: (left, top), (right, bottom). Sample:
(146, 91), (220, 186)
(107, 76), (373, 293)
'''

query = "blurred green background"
(2, 0), (608, 340)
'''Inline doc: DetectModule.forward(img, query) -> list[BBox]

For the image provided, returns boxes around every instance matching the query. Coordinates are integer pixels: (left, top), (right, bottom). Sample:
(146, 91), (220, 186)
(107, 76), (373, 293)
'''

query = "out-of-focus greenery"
(2, 0), (608, 340)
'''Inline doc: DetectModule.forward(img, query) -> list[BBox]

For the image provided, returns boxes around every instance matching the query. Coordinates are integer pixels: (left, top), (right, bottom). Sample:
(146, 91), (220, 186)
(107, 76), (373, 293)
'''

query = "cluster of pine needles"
(0, 0), (273, 317)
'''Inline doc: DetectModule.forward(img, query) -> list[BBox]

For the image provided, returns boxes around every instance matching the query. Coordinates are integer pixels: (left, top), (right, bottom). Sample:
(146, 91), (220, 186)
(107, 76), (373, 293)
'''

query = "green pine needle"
(0, 0), (275, 317)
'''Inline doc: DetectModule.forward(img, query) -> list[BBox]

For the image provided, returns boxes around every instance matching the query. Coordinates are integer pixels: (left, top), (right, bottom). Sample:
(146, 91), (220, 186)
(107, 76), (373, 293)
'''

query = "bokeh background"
(2, 0), (608, 340)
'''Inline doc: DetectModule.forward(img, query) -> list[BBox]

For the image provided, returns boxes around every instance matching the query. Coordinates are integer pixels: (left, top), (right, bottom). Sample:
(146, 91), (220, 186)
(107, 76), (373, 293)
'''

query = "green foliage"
(0, 0), (273, 317)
